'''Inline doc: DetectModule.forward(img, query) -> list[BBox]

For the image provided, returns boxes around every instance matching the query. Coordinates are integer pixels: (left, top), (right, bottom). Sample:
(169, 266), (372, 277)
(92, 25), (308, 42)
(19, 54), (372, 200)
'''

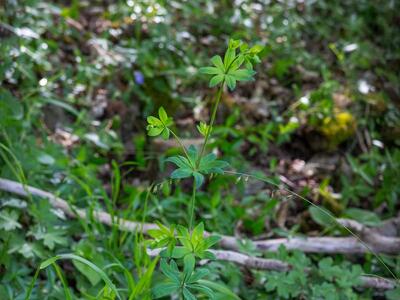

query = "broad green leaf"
(0, 210), (22, 231)
(203, 235), (221, 249)
(309, 206), (335, 227)
(199, 67), (220, 75)
(153, 282), (179, 298)
(171, 246), (191, 259)
(166, 155), (191, 169)
(147, 116), (162, 126)
(40, 230), (68, 250)
(37, 153), (55, 165)
(224, 48), (235, 69)
(192, 222), (204, 242)
(189, 284), (215, 299)
(228, 39), (241, 49)
(74, 259), (102, 286)
(171, 168), (192, 179)
(197, 122), (210, 136)
(183, 254), (195, 281)
(225, 74), (236, 90)
(211, 55), (225, 71)
(209, 74), (224, 87)
(250, 44), (264, 54)
(183, 287), (196, 300)
(343, 208), (381, 226)
(193, 172), (204, 188)
(188, 268), (210, 283)
(229, 69), (255, 81)
(147, 126), (163, 136)
(160, 259), (180, 283)
(198, 280), (241, 300)
(161, 128), (170, 140)
(39, 254), (121, 299)
(158, 107), (168, 123)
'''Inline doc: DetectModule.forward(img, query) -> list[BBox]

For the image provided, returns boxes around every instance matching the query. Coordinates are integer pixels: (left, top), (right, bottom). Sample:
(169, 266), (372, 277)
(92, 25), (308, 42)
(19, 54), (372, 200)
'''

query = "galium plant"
(146, 39), (263, 299)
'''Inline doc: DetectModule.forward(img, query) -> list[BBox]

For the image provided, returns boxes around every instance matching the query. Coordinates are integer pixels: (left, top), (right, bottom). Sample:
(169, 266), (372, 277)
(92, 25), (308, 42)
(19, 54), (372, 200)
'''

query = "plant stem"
(170, 130), (194, 168)
(196, 81), (225, 167)
(188, 182), (197, 231)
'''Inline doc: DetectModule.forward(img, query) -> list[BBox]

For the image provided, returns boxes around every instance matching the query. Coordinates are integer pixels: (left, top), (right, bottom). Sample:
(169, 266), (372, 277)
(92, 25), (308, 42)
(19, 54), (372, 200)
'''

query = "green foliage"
(1, 0), (399, 299)
(263, 247), (362, 299)
(166, 145), (229, 188)
(149, 222), (222, 299)
(153, 258), (214, 299)
(146, 107), (174, 140)
(199, 39), (263, 90)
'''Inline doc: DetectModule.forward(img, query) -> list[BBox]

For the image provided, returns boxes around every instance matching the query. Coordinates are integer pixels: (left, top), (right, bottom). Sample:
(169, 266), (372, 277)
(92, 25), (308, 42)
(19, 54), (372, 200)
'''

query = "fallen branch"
(0, 178), (398, 291)
(2, 178), (399, 255)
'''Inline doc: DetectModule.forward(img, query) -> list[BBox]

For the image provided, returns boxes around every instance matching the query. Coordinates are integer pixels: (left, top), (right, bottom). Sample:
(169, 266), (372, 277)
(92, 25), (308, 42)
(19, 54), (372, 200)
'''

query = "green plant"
(146, 39), (263, 299)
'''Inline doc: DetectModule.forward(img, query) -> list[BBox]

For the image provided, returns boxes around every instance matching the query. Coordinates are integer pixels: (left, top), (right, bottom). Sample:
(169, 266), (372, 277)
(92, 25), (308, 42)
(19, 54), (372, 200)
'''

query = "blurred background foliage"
(0, 0), (400, 299)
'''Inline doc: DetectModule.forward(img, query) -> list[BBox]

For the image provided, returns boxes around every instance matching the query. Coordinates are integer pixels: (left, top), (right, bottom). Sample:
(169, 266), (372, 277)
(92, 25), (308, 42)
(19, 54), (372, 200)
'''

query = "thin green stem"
(196, 81), (225, 167)
(188, 182), (197, 231)
(170, 130), (192, 165)
(195, 50), (248, 167)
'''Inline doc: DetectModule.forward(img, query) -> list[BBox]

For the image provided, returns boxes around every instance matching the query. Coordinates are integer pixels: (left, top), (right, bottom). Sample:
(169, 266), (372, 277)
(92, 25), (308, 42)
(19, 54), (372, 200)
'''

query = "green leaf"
(35, 229), (68, 250)
(192, 222), (204, 242)
(147, 126), (164, 137)
(199, 67), (221, 75)
(209, 74), (224, 87)
(228, 39), (241, 49)
(40, 254), (121, 299)
(161, 128), (170, 139)
(160, 259), (180, 284)
(198, 280), (241, 300)
(309, 206), (335, 227)
(188, 268), (210, 283)
(249, 44), (264, 54)
(147, 116), (162, 126)
(225, 74), (236, 90)
(0, 210), (22, 231)
(40, 256), (60, 269)
(183, 287), (196, 300)
(189, 284), (215, 299)
(202, 250), (216, 260)
(73, 255), (103, 286)
(183, 254), (195, 281)
(193, 172), (204, 188)
(211, 55), (225, 71)
(166, 155), (191, 169)
(197, 122), (210, 137)
(386, 287), (400, 300)
(343, 208), (381, 226)
(37, 153), (55, 165)
(229, 69), (255, 81)
(198, 153), (229, 174)
(153, 282), (179, 298)
(158, 107), (168, 123)
(171, 246), (191, 259)
(203, 235), (221, 249)
(224, 48), (236, 69)
(171, 168), (192, 179)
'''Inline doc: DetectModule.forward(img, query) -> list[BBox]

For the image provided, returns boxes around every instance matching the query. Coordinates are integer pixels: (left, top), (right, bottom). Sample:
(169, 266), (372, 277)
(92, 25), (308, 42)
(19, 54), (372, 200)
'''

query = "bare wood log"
(1, 178), (400, 255)
(1, 178), (399, 255)
(0, 178), (158, 232)
(0, 178), (398, 291)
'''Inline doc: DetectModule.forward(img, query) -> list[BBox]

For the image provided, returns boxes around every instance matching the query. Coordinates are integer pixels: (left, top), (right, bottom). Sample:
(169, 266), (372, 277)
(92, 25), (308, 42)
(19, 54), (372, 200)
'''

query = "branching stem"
(196, 81), (225, 167)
